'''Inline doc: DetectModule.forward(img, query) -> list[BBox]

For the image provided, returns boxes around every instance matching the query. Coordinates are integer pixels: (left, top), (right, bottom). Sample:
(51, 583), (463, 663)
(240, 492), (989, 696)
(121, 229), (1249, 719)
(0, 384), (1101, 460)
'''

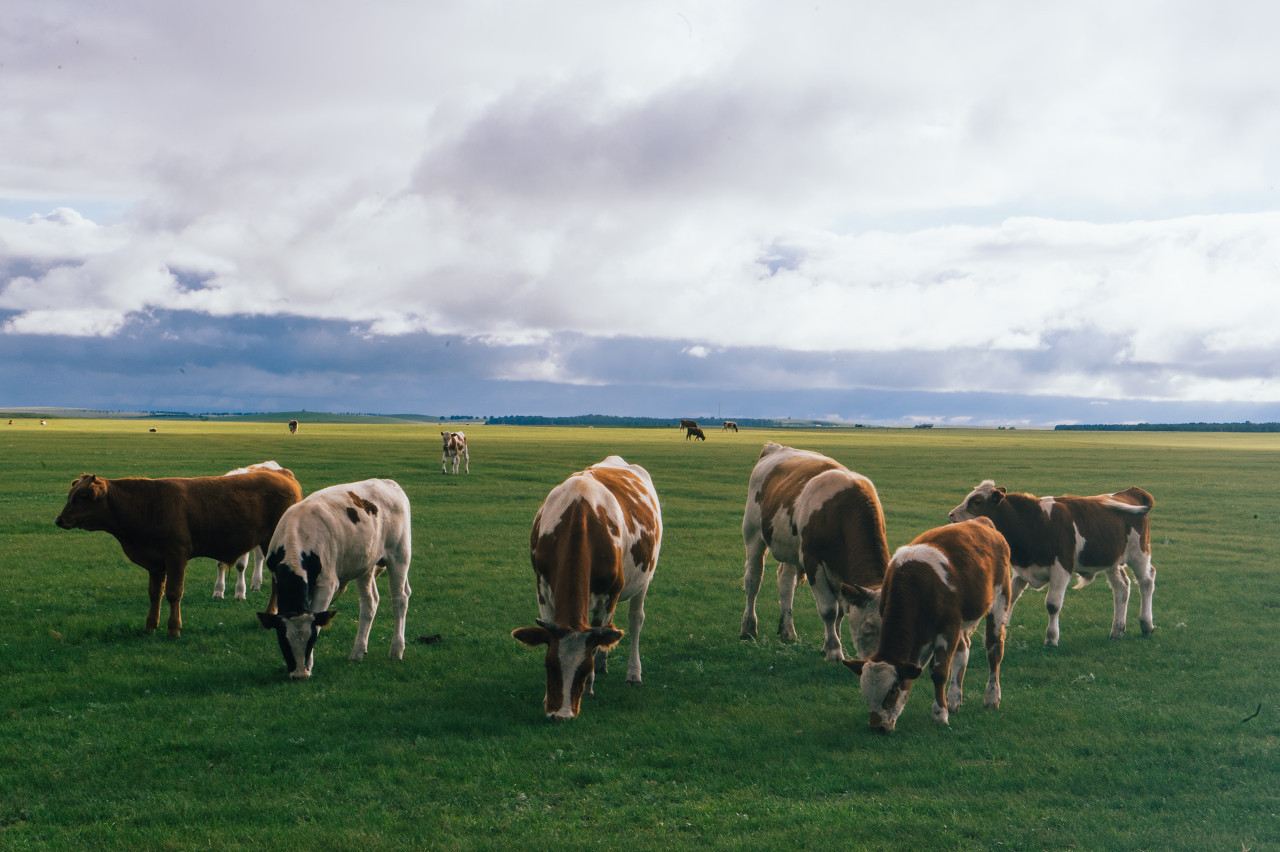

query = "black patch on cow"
(346, 507), (361, 524)
(301, 551), (324, 588)
(266, 546), (287, 573)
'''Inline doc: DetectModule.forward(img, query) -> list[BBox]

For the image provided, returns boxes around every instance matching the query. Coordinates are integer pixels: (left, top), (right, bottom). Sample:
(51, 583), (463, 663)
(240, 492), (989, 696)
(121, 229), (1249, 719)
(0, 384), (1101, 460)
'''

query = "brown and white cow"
(722, 420), (739, 432)
(55, 468), (303, 637)
(685, 426), (706, 441)
(841, 517), (1012, 732)
(257, 479), (412, 679)
(948, 480), (1156, 646)
(288, 419), (299, 434)
(441, 431), (469, 474)
(741, 442), (890, 661)
(512, 456), (662, 720)
(213, 461), (285, 602)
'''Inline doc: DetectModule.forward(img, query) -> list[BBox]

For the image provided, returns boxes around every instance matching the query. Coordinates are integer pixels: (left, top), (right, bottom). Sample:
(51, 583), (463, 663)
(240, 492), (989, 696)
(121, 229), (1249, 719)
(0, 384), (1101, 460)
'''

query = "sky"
(3, 1), (1280, 426)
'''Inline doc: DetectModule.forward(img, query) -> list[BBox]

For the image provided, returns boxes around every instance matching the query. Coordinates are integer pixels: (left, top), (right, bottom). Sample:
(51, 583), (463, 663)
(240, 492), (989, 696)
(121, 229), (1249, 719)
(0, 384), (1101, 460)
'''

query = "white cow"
(213, 461), (285, 601)
(257, 478), (412, 679)
(441, 431), (469, 474)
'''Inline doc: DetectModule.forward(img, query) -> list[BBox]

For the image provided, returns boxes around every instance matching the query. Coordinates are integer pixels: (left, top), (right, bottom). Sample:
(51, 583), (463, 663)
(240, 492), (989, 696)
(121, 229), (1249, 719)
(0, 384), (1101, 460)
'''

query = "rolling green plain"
(1, 420), (1276, 850)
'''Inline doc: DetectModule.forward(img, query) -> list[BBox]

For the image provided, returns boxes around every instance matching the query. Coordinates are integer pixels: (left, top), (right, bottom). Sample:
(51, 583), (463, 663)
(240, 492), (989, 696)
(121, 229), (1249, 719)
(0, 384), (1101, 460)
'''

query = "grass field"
(1, 420), (1277, 850)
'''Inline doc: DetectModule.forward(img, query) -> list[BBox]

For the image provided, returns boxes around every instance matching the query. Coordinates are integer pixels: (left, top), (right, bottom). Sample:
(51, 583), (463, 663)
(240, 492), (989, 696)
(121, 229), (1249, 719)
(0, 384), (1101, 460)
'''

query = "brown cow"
(55, 469), (303, 637)
(842, 517), (1012, 732)
(948, 480), (1156, 645)
(741, 442), (890, 661)
(288, 419), (299, 434)
(678, 419), (698, 431)
(685, 426), (706, 441)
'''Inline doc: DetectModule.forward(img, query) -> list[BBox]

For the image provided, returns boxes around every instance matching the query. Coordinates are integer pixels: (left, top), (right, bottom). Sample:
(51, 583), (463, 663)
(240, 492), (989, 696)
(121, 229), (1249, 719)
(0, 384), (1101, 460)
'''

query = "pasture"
(1, 420), (1276, 850)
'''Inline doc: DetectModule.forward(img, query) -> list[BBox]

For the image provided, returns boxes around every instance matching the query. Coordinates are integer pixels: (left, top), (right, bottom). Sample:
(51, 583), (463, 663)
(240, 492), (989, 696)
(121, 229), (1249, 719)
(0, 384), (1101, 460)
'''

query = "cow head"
(948, 479), (1006, 523)
(511, 619), (624, 721)
(839, 582), (883, 659)
(55, 474), (109, 531)
(257, 609), (337, 679)
(842, 658), (924, 733)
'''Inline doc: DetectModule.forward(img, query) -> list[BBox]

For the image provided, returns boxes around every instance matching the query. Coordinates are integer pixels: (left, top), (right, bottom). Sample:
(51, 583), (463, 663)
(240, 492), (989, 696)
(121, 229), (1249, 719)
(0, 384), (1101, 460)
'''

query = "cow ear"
(992, 487), (1007, 502)
(511, 626), (552, 648)
(257, 612), (281, 629)
(313, 610), (337, 629)
(842, 659), (866, 675)
(535, 618), (569, 639)
(840, 583), (878, 608)
(587, 626), (624, 651)
(896, 663), (924, 681)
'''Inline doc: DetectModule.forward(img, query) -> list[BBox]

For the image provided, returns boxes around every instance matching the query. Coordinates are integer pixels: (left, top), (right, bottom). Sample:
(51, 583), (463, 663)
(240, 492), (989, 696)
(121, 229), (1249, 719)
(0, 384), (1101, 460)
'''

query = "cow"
(288, 419), (299, 434)
(722, 420), (739, 432)
(441, 431), (469, 474)
(212, 461), (285, 602)
(741, 442), (890, 661)
(678, 419), (698, 431)
(948, 480), (1156, 646)
(685, 426), (706, 441)
(841, 518), (1012, 732)
(511, 456), (662, 720)
(148, 428), (158, 433)
(256, 479), (412, 679)
(55, 468), (303, 637)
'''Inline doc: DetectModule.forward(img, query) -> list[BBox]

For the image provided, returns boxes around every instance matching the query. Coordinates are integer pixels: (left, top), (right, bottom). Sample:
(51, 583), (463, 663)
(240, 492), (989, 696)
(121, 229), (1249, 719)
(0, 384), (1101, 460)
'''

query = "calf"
(512, 456), (662, 720)
(212, 461), (284, 602)
(55, 468), (303, 637)
(948, 480), (1156, 645)
(288, 419), (299, 434)
(441, 431), (469, 474)
(741, 442), (890, 661)
(257, 479), (412, 679)
(842, 518), (1012, 732)
(685, 426), (706, 441)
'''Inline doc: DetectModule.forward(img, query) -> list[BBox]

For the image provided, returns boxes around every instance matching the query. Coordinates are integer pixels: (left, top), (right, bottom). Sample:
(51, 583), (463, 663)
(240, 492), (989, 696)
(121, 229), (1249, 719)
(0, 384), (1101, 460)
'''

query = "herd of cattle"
(52, 429), (1156, 732)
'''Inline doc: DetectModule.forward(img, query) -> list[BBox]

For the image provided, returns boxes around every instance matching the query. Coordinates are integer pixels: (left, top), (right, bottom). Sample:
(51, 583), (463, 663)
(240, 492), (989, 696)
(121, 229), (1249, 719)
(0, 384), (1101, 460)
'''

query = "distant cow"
(678, 419), (697, 430)
(55, 468), (303, 637)
(441, 431), (469, 474)
(148, 428), (158, 433)
(512, 456), (662, 720)
(288, 420), (299, 434)
(257, 479), (412, 679)
(948, 480), (1156, 645)
(213, 461), (285, 602)
(685, 426), (706, 441)
(722, 420), (739, 432)
(842, 518), (1012, 732)
(741, 442), (890, 661)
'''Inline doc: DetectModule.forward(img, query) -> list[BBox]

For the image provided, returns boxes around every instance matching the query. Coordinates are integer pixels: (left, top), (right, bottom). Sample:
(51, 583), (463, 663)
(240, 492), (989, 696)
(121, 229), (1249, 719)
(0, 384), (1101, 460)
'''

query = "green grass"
(2, 421), (1277, 850)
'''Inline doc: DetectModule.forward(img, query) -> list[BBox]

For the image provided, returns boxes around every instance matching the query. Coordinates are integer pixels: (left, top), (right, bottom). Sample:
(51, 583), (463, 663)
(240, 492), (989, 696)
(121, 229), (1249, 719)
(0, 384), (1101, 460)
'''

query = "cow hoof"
(1110, 627), (1125, 640)
(211, 592), (223, 600)
(626, 675), (642, 685)
(739, 631), (756, 641)
(1141, 621), (1155, 636)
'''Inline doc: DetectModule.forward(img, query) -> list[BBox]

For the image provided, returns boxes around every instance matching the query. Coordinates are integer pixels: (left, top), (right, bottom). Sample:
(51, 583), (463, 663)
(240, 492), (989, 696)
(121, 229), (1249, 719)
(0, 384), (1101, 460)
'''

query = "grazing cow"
(512, 456), (662, 720)
(685, 426), (706, 441)
(722, 420), (739, 432)
(948, 480), (1156, 646)
(55, 468), (303, 637)
(148, 428), (158, 433)
(213, 461), (285, 602)
(40, 420), (47, 425)
(288, 419), (299, 434)
(678, 419), (697, 431)
(257, 479), (412, 679)
(441, 431), (469, 474)
(842, 518), (1012, 732)
(741, 442), (890, 661)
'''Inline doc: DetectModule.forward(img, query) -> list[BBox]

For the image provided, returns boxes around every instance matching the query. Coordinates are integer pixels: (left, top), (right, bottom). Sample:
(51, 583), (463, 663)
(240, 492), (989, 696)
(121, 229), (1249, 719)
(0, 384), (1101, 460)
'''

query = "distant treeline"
(485, 415), (815, 429)
(1056, 422), (1280, 433)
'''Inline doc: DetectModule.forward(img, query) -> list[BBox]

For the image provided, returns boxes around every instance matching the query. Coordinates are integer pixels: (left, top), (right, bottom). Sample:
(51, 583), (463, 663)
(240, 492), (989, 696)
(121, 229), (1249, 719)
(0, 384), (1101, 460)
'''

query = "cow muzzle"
(869, 712), (895, 733)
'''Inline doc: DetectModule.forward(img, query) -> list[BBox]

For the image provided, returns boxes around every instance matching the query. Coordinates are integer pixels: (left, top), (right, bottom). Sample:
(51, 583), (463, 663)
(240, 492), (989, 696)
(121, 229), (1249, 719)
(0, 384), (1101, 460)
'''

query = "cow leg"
(740, 535), (767, 640)
(1007, 573), (1028, 618)
(809, 571), (845, 661)
(1134, 555), (1156, 636)
(146, 570), (166, 633)
(947, 630), (971, 712)
(212, 563), (227, 599)
(265, 570), (278, 615)
(463, 450), (470, 474)
(249, 548), (264, 593)
(233, 552), (249, 601)
(776, 562), (800, 642)
(163, 559), (186, 638)
(1105, 563), (1132, 639)
(350, 572), (379, 661)
(625, 588), (647, 684)
(441, 452), (448, 474)
(930, 647), (952, 725)
(386, 562), (411, 661)
(984, 609), (1007, 709)
(1043, 561), (1072, 647)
